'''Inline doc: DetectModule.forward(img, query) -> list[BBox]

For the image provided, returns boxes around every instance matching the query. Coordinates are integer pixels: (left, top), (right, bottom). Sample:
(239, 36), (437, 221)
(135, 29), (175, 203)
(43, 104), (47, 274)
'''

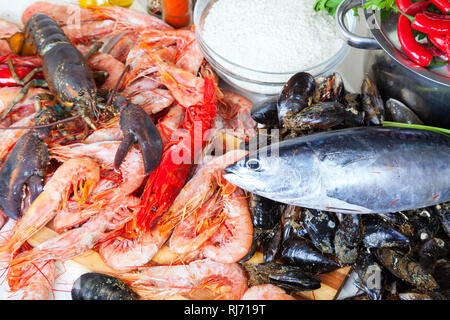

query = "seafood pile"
(224, 71), (450, 299)
(0, 1), (448, 301)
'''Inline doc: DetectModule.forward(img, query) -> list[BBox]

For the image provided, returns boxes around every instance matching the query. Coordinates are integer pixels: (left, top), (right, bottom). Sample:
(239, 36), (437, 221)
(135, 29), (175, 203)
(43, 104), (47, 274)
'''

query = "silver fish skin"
(223, 127), (450, 214)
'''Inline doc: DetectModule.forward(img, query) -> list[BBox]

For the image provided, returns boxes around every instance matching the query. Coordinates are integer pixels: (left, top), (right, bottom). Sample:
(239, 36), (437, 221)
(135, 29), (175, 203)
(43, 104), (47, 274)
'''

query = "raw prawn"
(241, 284), (295, 300)
(0, 157), (100, 256)
(91, 5), (173, 31)
(50, 141), (146, 202)
(0, 219), (55, 300)
(139, 29), (203, 75)
(200, 188), (253, 263)
(119, 259), (248, 300)
(8, 196), (140, 269)
(168, 182), (252, 264)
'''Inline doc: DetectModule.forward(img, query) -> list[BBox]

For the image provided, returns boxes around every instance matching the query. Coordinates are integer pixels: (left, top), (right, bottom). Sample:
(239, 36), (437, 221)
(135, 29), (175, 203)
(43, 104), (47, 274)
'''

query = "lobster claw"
(114, 98), (163, 175)
(0, 132), (48, 220)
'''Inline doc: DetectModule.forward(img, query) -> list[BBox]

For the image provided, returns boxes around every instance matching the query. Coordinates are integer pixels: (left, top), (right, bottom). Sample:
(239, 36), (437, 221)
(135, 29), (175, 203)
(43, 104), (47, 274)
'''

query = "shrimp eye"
(246, 158), (261, 171)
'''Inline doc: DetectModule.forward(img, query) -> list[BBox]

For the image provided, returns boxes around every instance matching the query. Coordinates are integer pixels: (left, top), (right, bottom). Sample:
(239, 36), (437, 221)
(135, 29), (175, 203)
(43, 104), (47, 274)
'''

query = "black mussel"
(361, 76), (385, 125)
(404, 208), (441, 242)
(249, 193), (283, 231)
(374, 248), (439, 292)
(312, 73), (345, 104)
(385, 98), (423, 125)
(277, 72), (315, 124)
(251, 96), (279, 126)
(378, 212), (415, 239)
(433, 202), (450, 238)
(72, 272), (137, 300)
(361, 215), (410, 250)
(416, 238), (448, 269)
(354, 249), (386, 300)
(242, 262), (321, 291)
(433, 261), (450, 290)
(280, 238), (340, 274)
(302, 209), (338, 254)
(281, 101), (364, 133)
(261, 222), (282, 263)
(340, 92), (363, 112)
(334, 214), (360, 265)
(281, 205), (306, 242)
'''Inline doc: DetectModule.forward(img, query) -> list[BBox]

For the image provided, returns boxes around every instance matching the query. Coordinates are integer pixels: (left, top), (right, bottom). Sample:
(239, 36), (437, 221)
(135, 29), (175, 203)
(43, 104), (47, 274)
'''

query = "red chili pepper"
(444, 35), (450, 60)
(423, 11), (450, 20)
(411, 13), (450, 35)
(406, 1), (432, 15)
(0, 64), (43, 87)
(430, 0), (450, 14)
(428, 34), (447, 51)
(395, 0), (413, 12)
(398, 14), (434, 66)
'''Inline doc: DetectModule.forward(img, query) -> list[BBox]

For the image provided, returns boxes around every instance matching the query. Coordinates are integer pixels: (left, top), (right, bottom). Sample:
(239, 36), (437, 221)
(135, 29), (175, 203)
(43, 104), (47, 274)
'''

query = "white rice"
(202, 0), (344, 73)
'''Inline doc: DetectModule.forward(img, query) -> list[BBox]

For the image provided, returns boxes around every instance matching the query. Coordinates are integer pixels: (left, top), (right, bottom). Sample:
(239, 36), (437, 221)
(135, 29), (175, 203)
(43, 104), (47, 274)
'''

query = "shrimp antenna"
(0, 114), (81, 130)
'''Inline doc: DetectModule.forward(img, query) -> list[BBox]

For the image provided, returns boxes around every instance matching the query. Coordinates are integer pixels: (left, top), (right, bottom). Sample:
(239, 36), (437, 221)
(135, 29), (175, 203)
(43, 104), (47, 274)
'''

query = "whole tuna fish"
(223, 127), (450, 214)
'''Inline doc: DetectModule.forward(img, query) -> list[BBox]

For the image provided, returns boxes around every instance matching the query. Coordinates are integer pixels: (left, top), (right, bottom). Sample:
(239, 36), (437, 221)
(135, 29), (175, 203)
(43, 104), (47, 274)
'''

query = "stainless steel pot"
(336, 0), (450, 128)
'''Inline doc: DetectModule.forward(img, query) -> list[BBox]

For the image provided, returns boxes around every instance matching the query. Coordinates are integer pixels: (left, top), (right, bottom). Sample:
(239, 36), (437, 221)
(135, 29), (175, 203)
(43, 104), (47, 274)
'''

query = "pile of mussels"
(240, 72), (450, 300)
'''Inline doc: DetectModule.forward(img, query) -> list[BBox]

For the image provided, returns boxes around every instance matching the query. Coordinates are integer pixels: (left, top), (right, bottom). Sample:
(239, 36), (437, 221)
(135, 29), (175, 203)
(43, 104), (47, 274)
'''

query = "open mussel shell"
(312, 72), (344, 104)
(72, 272), (137, 300)
(361, 216), (410, 250)
(250, 96), (279, 126)
(374, 248), (440, 293)
(302, 209), (338, 254)
(280, 238), (340, 274)
(242, 262), (321, 292)
(385, 98), (423, 125)
(277, 72), (315, 124)
(361, 76), (385, 125)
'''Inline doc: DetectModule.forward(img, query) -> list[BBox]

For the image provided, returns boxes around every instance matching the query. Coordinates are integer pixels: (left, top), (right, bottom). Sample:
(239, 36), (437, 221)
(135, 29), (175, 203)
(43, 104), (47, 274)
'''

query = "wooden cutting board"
(28, 227), (350, 300)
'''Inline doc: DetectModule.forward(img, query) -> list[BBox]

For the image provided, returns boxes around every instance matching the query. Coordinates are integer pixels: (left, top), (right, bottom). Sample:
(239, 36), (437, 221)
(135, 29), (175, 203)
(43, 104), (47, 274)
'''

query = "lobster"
(0, 13), (163, 220)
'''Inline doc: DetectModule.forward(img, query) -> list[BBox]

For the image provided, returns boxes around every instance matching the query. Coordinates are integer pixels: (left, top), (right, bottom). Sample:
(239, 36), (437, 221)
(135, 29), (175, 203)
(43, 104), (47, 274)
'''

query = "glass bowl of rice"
(193, 0), (357, 96)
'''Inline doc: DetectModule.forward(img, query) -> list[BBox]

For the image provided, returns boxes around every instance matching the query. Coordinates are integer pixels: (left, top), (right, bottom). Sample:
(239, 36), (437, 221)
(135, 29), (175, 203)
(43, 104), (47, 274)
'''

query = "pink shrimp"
(140, 29), (204, 75)
(119, 259), (248, 300)
(168, 181), (252, 264)
(77, 46), (126, 90)
(98, 224), (168, 272)
(22, 1), (101, 25)
(8, 196), (140, 270)
(0, 157), (100, 257)
(241, 284), (296, 300)
(129, 88), (174, 115)
(122, 76), (160, 97)
(91, 5), (173, 31)
(218, 90), (256, 142)
(200, 188), (253, 263)
(50, 141), (146, 202)
(151, 53), (205, 108)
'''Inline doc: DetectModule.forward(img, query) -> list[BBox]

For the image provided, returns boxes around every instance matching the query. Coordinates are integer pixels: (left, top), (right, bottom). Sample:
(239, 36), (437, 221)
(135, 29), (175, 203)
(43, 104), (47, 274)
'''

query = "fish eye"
(246, 158), (261, 171)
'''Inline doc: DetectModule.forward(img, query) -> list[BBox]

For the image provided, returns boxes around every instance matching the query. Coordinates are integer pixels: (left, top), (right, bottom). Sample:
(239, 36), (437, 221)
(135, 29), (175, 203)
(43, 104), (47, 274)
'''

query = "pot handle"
(336, 0), (382, 50)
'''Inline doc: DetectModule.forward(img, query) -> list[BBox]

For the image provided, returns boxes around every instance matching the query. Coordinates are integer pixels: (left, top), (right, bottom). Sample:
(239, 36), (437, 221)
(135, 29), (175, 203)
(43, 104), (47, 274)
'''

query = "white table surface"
(0, 0), (369, 300)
